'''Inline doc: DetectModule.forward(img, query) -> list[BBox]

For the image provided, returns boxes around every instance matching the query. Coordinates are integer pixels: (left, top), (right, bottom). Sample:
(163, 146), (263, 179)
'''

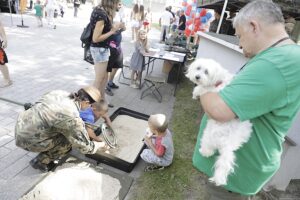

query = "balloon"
(192, 3), (197, 10)
(185, 9), (191, 16)
(206, 12), (212, 19)
(182, 2), (187, 7)
(186, 19), (193, 26)
(201, 16), (208, 23)
(200, 9), (207, 17)
(185, 29), (191, 37)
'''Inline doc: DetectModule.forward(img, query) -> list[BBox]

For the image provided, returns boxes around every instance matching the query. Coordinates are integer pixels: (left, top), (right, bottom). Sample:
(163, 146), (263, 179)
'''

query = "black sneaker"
(29, 157), (57, 172)
(105, 87), (114, 96)
(108, 103), (114, 108)
(108, 82), (119, 89)
(144, 165), (165, 172)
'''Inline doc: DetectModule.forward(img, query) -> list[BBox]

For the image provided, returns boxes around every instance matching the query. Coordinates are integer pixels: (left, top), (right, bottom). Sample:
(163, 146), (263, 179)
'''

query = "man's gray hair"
(233, 0), (285, 29)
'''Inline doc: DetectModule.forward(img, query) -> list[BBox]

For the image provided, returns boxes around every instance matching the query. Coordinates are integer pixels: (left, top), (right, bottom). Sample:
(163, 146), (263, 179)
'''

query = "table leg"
(174, 62), (183, 96)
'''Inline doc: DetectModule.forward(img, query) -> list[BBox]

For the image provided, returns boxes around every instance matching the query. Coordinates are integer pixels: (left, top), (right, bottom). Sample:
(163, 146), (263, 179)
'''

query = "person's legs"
(160, 25), (165, 42)
(90, 47), (110, 99)
(94, 62), (108, 100)
(107, 50), (122, 89)
(165, 25), (170, 40)
(107, 68), (119, 88)
(0, 64), (12, 87)
(74, 7), (78, 17)
(206, 182), (253, 200)
(130, 70), (138, 88)
(34, 134), (72, 165)
(26, 134), (72, 172)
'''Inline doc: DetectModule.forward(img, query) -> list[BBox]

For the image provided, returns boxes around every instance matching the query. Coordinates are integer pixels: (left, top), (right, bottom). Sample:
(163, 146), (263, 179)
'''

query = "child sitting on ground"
(141, 114), (174, 171)
(129, 29), (149, 89)
(80, 100), (113, 142)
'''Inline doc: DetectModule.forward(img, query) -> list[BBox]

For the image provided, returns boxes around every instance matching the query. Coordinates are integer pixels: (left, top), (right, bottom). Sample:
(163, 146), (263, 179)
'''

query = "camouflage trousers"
(16, 134), (72, 164)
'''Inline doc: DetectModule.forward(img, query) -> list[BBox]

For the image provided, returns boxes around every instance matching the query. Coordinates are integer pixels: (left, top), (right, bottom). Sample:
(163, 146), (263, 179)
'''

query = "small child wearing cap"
(141, 114), (174, 171)
(80, 100), (112, 142)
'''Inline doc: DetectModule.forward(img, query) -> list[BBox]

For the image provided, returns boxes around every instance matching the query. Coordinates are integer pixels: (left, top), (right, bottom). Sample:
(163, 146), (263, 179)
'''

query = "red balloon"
(186, 19), (193, 26)
(191, 13), (195, 18)
(185, 29), (191, 37)
(185, 9), (191, 16)
(182, 2), (187, 7)
(194, 18), (200, 25)
(200, 9), (207, 17)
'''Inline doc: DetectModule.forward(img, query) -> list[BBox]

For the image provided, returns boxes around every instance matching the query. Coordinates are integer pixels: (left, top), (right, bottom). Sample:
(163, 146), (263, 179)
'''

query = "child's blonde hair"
(137, 28), (149, 52)
(148, 114), (168, 133)
(92, 100), (108, 113)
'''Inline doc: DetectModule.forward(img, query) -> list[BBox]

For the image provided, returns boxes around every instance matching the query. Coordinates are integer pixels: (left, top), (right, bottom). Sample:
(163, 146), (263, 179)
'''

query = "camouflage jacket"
(15, 90), (96, 154)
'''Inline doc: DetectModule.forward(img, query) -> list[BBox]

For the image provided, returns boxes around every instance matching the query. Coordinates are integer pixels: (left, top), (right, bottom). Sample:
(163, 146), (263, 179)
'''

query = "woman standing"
(90, 0), (122, 101)
(0, 20), (12, 88)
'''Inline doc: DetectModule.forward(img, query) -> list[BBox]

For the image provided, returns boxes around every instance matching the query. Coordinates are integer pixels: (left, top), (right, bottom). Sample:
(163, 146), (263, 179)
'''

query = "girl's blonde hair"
(99, 0), (120, 22)
(137, 29), (149, 52)
(148, 114), (168, 133)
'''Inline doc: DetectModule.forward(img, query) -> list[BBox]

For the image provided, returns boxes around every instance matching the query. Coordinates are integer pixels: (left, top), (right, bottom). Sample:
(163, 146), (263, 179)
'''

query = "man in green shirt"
(193, 1), (300, 199)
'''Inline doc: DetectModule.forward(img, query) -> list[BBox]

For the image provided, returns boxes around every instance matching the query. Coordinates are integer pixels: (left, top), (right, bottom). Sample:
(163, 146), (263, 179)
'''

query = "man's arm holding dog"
(200, 92), (236, 122)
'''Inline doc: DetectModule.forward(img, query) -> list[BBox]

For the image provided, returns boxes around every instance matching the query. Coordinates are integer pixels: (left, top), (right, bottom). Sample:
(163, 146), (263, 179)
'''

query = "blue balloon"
(201, 16), (208, 23)
(206, 12), (212, 19)
(182, 7), (187, 11)
(196, 8), (201, 13)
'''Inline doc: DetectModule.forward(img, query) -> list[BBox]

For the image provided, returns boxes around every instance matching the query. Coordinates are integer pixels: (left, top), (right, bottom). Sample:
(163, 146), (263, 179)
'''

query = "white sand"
(20, 160), (121, 200)
(97, 115), (148, 163)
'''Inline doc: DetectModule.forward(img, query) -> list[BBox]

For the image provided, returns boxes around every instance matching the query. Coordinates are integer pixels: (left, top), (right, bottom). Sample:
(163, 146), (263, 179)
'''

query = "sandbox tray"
(86, 107), (149, 172)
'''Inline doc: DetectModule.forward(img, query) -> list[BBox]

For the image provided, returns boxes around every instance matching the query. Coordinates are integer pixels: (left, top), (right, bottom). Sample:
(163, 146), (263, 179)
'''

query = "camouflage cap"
(82, 86), (101, 102)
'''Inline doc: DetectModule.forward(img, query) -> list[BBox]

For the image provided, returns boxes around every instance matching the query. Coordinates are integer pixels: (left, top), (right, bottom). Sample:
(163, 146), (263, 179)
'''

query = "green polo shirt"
(193, 44), (300, 195)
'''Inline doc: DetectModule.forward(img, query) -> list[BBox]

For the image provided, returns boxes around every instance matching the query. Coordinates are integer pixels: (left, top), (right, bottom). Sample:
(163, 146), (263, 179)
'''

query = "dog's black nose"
(195, 75), (200, 80)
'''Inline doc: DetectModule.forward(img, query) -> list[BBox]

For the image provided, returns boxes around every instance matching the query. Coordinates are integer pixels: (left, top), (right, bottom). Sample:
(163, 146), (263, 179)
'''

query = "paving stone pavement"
(0, 4), (177, 200)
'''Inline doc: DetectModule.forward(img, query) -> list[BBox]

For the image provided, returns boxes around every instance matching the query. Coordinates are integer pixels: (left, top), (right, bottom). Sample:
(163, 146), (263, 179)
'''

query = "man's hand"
(92, 141), (106, 153)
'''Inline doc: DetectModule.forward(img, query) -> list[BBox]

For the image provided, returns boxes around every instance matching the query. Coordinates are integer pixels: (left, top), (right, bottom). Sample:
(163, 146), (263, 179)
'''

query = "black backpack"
(80, 22), (93, 48)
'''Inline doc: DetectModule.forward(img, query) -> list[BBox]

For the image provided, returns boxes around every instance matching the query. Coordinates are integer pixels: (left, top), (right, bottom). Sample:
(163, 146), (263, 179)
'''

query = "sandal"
(144, 165), (165, 172)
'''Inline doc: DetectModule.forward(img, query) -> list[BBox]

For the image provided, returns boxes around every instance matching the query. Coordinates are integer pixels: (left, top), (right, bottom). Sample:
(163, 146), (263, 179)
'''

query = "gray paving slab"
(0, 3), (177, 199)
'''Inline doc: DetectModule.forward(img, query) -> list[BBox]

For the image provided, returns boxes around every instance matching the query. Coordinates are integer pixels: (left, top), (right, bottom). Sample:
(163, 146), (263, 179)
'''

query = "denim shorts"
(90, 46), (110, 63)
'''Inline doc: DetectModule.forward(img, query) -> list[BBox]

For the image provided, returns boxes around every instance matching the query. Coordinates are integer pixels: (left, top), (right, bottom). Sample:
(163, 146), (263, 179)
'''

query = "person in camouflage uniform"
(15, 86), (105, 172)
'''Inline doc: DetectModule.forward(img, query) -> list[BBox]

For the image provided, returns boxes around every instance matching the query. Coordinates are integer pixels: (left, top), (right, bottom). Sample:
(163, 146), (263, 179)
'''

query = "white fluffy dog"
(186, 58), (252, 186)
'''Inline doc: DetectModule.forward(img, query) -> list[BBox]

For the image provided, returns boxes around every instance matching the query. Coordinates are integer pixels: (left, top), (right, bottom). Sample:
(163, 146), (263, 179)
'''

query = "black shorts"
(107, 47), (123, 72)
(0, 47), (8, 65)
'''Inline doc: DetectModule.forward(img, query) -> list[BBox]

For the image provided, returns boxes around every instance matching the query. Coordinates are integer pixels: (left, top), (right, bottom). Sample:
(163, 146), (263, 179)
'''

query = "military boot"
(29, 157), (58, 172)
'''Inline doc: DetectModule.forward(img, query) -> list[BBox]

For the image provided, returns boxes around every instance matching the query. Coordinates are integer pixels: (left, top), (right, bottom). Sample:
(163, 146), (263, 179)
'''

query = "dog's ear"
(207, 61), (225, 83)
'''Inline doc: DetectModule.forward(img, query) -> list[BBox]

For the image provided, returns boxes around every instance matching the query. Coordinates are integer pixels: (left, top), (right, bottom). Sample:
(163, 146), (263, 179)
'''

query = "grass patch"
(130, 76), (208, 200)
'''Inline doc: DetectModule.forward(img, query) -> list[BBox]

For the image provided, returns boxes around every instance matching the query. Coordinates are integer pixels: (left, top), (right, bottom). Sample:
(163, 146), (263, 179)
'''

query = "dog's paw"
(199, 147), (215, 157)
(209, 175), (227, 186)
(192, 94), (200, 100)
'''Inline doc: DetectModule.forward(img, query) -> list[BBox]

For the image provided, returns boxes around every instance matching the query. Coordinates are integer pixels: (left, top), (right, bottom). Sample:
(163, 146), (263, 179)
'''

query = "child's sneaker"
(144, 164), (165, 172)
